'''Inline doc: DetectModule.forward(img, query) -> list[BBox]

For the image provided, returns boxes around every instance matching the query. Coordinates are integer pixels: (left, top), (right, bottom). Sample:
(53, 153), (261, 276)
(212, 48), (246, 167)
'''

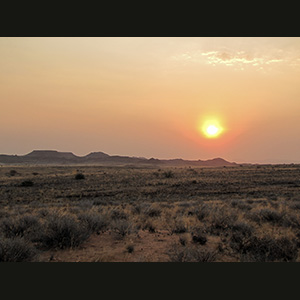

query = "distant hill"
(0, 150), (237, 167)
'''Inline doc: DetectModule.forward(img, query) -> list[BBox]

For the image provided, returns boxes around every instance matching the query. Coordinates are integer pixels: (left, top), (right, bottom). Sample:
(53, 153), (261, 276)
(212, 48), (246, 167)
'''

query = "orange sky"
(1, 37), (300, 163)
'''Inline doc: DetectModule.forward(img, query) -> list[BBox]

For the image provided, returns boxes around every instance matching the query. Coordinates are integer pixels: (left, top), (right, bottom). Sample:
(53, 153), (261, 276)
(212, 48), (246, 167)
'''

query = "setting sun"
(206, 125), (219, 136)
(201, 119), (224, 139)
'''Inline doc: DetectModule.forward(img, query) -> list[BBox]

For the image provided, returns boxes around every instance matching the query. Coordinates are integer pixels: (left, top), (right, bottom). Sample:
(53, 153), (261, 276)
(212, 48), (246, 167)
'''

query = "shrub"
(231, 222), (254, 236)
(172, 221), (188, 234)
(192, 233), (207, 245)
(153, 172), (160, 178)
(231, 200), (252, 211)
(259, 209), (285, 223)
(247, 209), (285, 225)
(77, 212), (108, 234)
(290, 202), (300, 210)
(143, 206), (161, 218)
(191, 203), (211, 221)
(168, 244), (217, 262)
(36, 214), (91, 250)
(163, 171), (174, 178)
(191, 226), (207, 245)
(230, 200), (239, 208)
(142, 220), (156, 233)
(20, 180), (34, 187)
(126, 244), (134, 253)
(229, 222), (254, 252)
(93, 199), (108, 206)
(110, 208), (128, 220)
(209, 208), (238, 235)
(0, 215), (41, 240)
(9, 170), (17, 176)
(131, 204), (142, 215)
(0, 238), (37, 262)
(239, 236), (298, 262)
(281, 213), (300, 229)
(75, 173), (85, 180)
(111, 220), (136, 238)
(38, 209), (49, 218)
(179, 237), (187, 246)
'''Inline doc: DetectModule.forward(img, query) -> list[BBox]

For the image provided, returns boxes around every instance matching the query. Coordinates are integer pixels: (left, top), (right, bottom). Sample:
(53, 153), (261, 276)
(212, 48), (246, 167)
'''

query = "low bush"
(247, 209), (285, 225)
(171, 219), (188, 234)
(0, 215), (41, 240)
(75, 173), (85, 180)
(238, 235), (298, 262)
(168, 244), (217, 262)
(9, 170), (17, 176)
(209, 208), (238, 235)
(259, 209), (285, 223)
(20, 180), (34, 187)
(142, 220), (156, 233)
(191, 226), (207, 245)
(190, 203), (211, 221)
(111, 220), (136, 238)
(0, 238), (37, 262)
(163, 171), (174, 178)
(179, 236), (187, 246)
(290, 202), (300, 210)
(126, 244), (134, 253)
(35, 214), (91, 250)
(229, 222), (255, 252)
(231, 200), (252, 210)
(143, 206), (161, 218)
(77, 212), (108, 234)
(110, 208), (128, 220)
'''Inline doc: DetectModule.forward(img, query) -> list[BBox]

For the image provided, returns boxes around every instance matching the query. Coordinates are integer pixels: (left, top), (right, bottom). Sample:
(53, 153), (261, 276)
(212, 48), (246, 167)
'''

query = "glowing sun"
(201, 120), (224, 138)
(206, 125), (219, 136)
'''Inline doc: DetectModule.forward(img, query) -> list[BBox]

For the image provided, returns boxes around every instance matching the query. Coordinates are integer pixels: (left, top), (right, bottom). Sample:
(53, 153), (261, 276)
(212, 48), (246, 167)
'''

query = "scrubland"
(1, 164), (300, 262)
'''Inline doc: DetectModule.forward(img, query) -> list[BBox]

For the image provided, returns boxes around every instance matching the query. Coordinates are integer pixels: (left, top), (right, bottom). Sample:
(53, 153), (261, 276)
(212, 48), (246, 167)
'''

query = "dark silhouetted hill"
(0, 150), (237, 167)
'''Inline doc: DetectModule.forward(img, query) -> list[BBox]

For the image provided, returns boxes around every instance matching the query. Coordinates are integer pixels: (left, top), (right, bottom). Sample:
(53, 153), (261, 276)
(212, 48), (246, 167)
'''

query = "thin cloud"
(170, 49), (299, 71)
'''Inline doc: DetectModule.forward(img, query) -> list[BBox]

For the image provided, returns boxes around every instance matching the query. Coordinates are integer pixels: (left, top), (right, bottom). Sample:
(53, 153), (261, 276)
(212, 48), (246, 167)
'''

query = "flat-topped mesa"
(25, 150), (78, 159)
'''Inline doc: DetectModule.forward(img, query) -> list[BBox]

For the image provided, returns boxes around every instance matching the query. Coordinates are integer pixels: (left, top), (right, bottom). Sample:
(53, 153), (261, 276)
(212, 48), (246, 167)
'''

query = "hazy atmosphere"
(1, 37), (300, 163)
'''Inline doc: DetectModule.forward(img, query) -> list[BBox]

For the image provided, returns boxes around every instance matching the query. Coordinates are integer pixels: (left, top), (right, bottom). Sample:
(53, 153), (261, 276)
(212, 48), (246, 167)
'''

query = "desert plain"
(1, 163), (300, 262)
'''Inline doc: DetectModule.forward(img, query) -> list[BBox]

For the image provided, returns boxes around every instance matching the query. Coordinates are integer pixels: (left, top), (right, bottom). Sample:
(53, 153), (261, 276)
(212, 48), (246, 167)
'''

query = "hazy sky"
(1, 37), (300, 163)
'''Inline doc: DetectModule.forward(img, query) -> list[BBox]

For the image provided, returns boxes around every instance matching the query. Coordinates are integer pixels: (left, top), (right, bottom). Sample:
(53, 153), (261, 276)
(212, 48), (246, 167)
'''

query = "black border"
(1, 5), (299, 296)
(1, 3), (299, 37)
(0, 262), (299, 296)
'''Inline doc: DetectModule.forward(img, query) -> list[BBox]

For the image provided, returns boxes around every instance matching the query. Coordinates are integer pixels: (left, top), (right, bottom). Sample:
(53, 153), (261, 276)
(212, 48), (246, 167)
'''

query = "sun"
(206, 125), (219, 136)
(201, 119), (224, 138)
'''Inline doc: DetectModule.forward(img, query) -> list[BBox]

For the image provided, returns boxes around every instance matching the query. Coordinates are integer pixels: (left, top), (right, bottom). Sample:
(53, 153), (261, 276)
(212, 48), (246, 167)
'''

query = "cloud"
(170, 49), (300, 71)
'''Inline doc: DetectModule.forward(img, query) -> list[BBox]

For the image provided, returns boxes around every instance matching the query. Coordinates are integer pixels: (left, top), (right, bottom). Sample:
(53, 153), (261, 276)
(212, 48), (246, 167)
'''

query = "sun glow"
(201, 119), (224, 138)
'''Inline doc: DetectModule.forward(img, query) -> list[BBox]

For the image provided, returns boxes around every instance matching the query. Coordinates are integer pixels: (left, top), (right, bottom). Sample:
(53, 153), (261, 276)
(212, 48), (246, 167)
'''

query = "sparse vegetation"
(9, 170), (17, 176)
(35, 214), (91, 250)
(126, 244), (134, 253)
(163, 170), (174, 178)
(0, 215), (40, 240)
(168, 244), (217, 262)
(0, 238), (37, 262)
(111, 219), (136, 239)
(1, 164), (300, 261)
(191, 228), (207, 245)
(20, 180), (34, 187)
(77, 212), (108, 234)
(75, 173), (85, 180)
(239, 235), (298, 262)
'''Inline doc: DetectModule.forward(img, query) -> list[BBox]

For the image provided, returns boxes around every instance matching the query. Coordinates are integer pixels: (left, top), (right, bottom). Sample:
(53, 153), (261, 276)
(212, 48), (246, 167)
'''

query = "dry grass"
(0, 164), (300, 262)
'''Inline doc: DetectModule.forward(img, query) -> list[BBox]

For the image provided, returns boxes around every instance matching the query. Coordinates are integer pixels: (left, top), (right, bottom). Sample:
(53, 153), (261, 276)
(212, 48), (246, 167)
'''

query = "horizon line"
(0, 149), (299, 165)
